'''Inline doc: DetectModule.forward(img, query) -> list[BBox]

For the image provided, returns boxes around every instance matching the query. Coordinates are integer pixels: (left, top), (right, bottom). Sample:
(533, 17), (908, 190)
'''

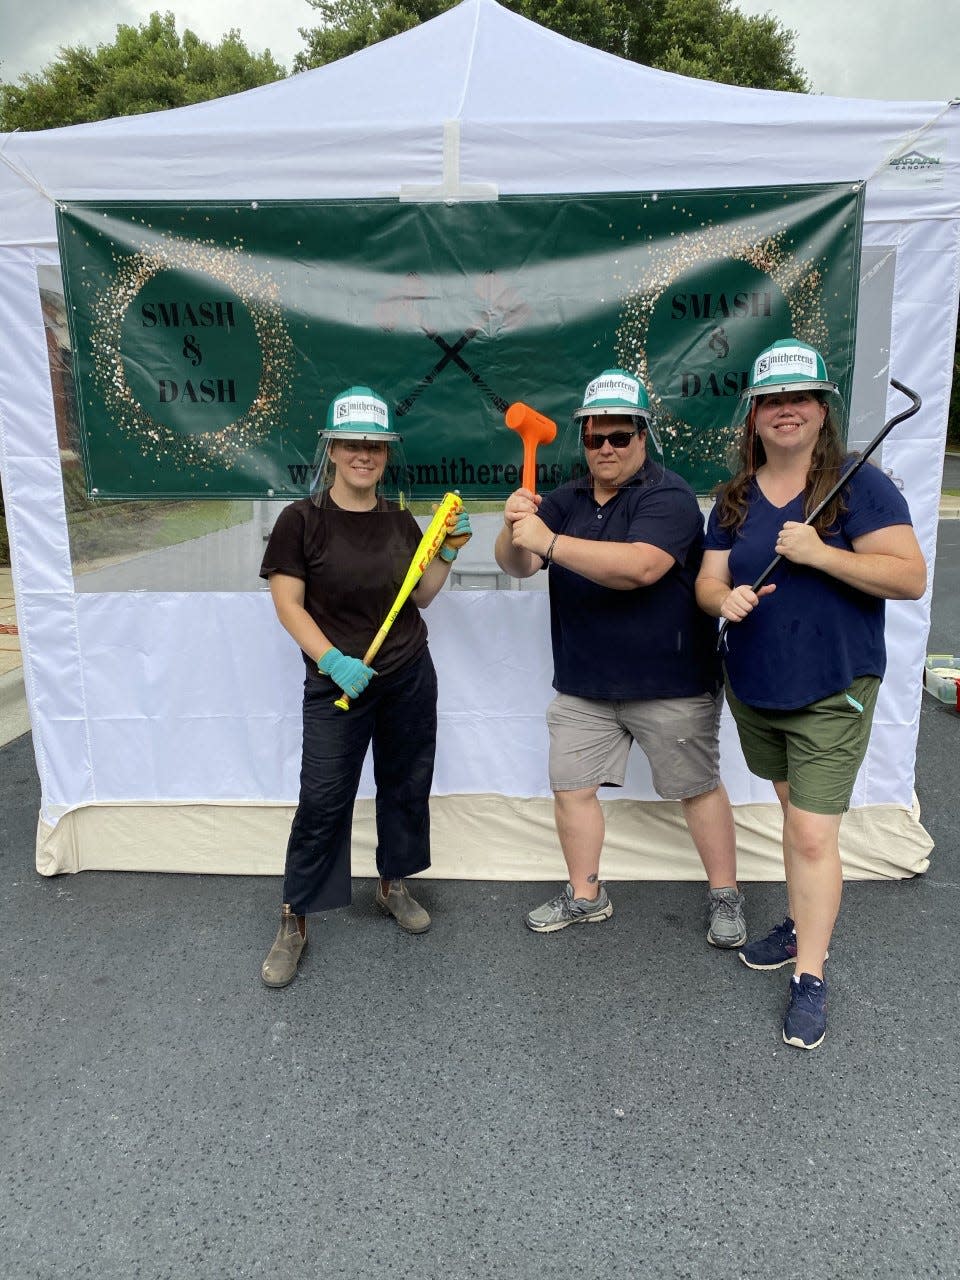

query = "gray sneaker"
(525, 882), (613, 933)
(707, 886), (747, 948)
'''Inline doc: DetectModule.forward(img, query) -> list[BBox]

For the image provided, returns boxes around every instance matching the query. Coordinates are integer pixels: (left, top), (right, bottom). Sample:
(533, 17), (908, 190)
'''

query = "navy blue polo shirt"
(704, 462), (913, 710)
(537, 461), (720, 700)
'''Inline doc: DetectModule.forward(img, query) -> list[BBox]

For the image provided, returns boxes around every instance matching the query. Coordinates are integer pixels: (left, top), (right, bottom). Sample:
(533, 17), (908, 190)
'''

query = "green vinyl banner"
(56, 185), (863, 500)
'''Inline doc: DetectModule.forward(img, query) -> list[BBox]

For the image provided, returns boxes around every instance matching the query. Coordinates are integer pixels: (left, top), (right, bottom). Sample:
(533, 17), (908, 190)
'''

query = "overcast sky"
(1, 0), (958, 100)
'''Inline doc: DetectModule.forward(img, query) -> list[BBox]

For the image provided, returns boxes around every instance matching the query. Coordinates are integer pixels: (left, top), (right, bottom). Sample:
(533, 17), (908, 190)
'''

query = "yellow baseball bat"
(334, 491), (464, 710)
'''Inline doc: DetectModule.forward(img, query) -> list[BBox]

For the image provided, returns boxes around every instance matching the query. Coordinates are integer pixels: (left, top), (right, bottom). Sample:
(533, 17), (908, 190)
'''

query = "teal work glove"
(317, 647), (376, 698)
(439, 508), (473, 563)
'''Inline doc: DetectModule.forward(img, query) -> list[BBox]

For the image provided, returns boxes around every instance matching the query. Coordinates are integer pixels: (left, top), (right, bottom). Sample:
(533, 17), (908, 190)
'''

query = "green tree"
(295, 0), (808, 90)
(0, 11), (285, 131)
(0, 13), (286, 563)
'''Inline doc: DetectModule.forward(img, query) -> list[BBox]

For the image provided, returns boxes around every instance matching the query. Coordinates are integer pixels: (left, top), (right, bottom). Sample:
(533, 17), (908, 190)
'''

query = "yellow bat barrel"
(333, 492), (463, 711)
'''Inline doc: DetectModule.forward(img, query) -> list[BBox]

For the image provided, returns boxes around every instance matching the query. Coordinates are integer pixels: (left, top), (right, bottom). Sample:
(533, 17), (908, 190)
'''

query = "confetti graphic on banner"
(90, 235), (294, 472)
(615, 217), (830, 474)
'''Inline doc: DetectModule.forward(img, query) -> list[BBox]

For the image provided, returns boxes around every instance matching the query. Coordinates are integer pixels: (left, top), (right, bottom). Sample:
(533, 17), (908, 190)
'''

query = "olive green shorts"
(724, 675), (881, 816)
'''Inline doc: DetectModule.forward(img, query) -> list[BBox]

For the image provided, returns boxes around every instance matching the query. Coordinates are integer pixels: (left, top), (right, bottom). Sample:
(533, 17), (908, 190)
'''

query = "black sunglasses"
(581, 429), (639, 450)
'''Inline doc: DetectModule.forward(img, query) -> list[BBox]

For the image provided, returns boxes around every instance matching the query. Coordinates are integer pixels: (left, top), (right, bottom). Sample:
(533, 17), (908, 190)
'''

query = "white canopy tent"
(1, 0), (957, 880)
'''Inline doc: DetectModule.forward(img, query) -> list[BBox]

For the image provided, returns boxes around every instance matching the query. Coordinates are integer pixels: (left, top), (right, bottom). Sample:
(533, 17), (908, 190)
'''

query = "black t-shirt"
(259, 498), (428, 678)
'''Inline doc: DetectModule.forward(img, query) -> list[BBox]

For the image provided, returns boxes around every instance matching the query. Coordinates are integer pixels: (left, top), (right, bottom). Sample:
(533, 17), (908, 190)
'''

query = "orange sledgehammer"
(504, 402), (557, 493)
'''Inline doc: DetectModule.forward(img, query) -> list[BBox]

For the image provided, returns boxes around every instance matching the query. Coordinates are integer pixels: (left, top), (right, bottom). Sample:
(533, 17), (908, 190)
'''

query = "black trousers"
(281, 648), (437, 914)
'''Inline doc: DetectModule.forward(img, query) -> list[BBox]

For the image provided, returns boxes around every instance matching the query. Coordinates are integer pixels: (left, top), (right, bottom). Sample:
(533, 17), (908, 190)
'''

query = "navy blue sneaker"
(739, 917), (797, 970)
(782, 972), (828, 1050)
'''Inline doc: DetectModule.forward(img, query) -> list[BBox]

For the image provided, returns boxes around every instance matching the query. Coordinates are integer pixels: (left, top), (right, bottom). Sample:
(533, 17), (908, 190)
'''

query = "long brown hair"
(714, 394), (850, 536)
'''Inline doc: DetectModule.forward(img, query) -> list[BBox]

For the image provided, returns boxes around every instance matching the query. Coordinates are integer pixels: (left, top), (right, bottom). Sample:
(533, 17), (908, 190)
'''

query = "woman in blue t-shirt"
(696, 340), (926, 1051)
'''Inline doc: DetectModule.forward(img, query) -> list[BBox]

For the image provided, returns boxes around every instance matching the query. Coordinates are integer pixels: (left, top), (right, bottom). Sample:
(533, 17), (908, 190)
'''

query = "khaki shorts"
(725, 675), (880, 816)
(546, 691), (722, 800)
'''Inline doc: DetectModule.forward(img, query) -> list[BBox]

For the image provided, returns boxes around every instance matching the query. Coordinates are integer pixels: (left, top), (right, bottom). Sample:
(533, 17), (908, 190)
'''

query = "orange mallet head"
(504, 402), (557, 493)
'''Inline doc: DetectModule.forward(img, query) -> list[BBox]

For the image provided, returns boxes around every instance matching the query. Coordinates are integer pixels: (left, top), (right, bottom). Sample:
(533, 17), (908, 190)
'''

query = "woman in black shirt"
(258, 386), (470, 987)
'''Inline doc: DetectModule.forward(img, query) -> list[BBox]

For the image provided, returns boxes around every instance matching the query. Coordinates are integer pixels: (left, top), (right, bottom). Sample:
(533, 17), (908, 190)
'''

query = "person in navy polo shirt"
(696, 340), (926, 1050)
(495, 369), (744, 950)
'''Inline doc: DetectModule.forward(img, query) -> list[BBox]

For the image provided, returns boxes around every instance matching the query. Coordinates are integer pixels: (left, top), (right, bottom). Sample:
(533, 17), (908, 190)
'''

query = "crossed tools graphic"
(378, 271), (529, 417)
(395, 327), (509, 417)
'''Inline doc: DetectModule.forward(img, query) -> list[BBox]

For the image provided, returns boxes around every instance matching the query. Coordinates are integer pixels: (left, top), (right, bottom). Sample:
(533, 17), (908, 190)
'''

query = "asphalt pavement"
(1, 526), (959, 1280)
(941, 449), (960, 492)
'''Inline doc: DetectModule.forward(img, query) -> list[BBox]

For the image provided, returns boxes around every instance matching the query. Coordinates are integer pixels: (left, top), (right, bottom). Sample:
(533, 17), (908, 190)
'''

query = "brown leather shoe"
(261, 904), (307, 987)
(375, 879), (431, 934)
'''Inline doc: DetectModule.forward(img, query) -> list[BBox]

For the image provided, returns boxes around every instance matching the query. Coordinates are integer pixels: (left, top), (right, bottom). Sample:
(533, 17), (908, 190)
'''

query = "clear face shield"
(732, 383), (845, 432)
(729, 383), (846, 475)
(553, 406), (664, 492)
(310, 431), (413, 511)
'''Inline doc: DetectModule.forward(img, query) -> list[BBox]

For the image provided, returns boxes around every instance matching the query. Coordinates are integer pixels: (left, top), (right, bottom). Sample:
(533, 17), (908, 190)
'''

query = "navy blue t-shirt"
(538, 461), (719, 700)
(704, 461), (913, 710)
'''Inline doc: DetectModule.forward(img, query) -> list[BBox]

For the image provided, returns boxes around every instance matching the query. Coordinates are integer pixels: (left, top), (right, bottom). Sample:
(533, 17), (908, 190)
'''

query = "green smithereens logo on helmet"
(756, 348), (815, 379)
(324, 385), (400, 438)
(575, 368), (652, 420)
(732, 339), (843, 429)
(585, 372), (642, 406)
(749, 342), (833, 392)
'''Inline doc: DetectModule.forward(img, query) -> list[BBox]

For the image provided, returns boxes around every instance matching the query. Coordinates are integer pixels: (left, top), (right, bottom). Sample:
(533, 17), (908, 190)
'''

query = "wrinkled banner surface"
(57, 185), (863, 500)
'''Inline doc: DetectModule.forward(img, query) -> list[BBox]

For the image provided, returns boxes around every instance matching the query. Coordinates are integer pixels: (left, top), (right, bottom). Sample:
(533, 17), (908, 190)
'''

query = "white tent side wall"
(1, 0), (957, 880)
